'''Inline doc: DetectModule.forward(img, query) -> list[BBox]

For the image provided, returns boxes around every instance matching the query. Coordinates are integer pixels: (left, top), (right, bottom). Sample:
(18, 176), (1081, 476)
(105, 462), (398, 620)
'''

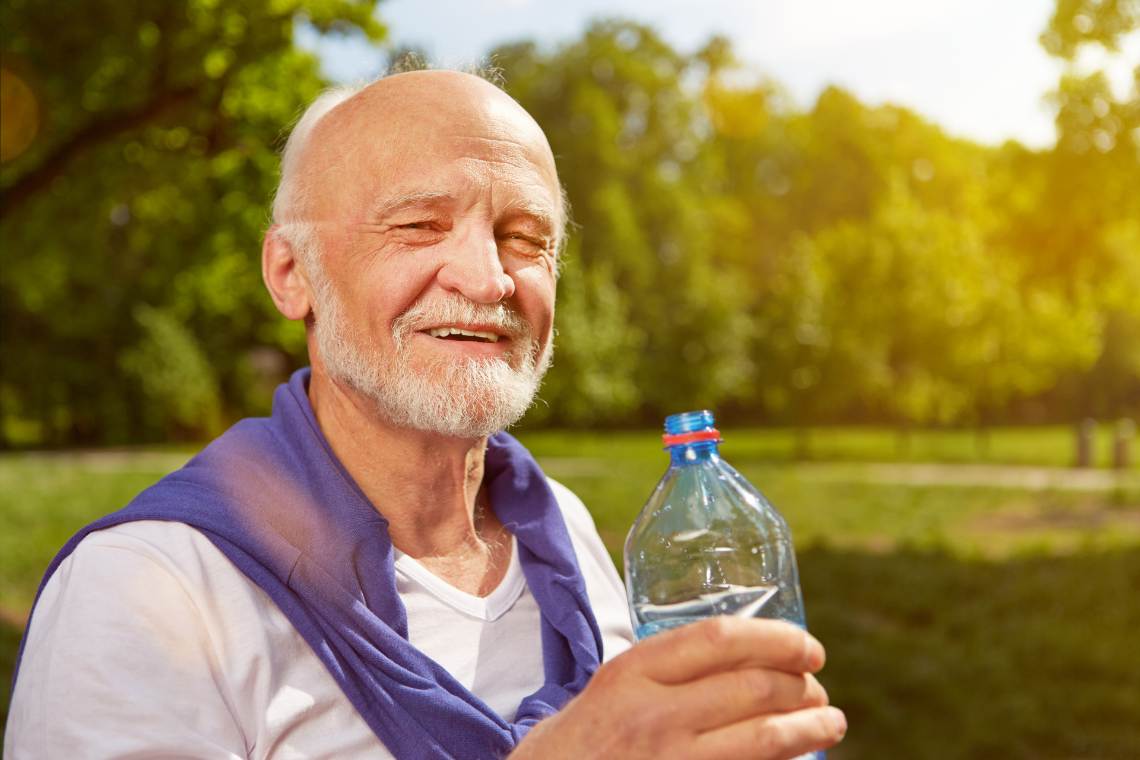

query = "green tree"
(701, 62), (996, 430)
(0, 0), (385, 445)
(1027, 0), (1140, 419)
(757, 181), (984, 435)
(1040, 0), (1139, 58)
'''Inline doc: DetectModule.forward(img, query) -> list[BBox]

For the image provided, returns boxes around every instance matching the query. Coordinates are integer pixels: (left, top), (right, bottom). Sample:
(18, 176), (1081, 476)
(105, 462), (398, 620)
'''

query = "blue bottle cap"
(664, 410), (715, 435)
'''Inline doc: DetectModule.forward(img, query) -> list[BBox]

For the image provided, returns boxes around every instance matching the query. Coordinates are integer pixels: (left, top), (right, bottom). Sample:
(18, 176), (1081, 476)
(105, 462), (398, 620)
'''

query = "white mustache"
(391, 296), (531, 345)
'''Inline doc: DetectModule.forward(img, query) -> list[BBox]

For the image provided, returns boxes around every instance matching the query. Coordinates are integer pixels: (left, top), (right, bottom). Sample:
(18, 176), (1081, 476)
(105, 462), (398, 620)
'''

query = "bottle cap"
(664, 409), (715, 434)
(663, 410), (720, 446)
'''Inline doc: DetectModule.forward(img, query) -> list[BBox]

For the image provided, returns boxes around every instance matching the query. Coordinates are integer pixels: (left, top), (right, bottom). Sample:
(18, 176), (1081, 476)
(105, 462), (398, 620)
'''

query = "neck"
(307, 367), (511, 594)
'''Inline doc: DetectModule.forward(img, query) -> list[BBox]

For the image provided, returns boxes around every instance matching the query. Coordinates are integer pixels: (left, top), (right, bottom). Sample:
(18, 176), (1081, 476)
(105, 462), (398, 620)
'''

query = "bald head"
(273, 71), (564, 247)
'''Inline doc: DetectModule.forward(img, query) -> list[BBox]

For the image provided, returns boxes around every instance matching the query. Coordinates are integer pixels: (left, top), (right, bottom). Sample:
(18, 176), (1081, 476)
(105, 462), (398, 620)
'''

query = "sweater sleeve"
(4, 529), (250, 759)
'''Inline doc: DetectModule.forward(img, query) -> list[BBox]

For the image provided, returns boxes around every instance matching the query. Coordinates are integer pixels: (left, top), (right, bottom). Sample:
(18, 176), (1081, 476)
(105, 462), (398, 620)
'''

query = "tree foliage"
(1, 0), (384, 444)
(496, 17), (1138, 432)
(1, 4), (1137, 446)
(1041, 0), (1139, 58)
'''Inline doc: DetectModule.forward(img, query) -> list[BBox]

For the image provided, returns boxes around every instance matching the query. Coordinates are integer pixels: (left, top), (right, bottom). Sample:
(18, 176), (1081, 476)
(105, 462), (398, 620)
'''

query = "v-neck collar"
(394, 536), (526, 621)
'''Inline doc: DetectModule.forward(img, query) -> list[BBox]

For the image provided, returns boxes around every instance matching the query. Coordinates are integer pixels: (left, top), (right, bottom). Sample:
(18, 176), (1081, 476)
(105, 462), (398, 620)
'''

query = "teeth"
(427, 327), (500, 342)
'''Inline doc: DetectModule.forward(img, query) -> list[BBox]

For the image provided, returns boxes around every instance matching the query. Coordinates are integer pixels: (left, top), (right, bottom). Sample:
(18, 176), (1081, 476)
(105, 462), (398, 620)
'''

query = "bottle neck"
(668, 440), (721, 466)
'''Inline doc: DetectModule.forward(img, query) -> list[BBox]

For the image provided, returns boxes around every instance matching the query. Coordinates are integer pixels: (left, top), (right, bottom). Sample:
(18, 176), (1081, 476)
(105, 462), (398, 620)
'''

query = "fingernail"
(830, 707), (847, 738)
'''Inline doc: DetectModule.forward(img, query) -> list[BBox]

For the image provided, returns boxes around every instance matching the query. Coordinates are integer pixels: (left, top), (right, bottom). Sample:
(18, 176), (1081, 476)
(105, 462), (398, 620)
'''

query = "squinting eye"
(502, 233), (547, 251)
(399, 221), (435, 230)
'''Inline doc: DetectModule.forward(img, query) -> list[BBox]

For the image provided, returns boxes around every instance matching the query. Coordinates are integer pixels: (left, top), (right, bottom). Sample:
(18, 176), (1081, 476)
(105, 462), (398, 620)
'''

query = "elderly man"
(6, 71), (845, 758)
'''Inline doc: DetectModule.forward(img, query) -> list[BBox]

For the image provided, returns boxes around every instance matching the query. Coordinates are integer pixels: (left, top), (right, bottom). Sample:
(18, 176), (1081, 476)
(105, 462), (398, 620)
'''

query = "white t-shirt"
(5, 479), (635, 759)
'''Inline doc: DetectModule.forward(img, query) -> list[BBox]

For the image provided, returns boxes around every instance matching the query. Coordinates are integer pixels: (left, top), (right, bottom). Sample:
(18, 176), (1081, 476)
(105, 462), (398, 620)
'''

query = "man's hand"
(512, 617), (846, 760)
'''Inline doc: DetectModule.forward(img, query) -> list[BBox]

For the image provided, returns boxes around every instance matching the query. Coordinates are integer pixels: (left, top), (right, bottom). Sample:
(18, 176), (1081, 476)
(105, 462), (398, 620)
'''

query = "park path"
(797, 462), (1137, 492)
(537, 457), (1138, 492)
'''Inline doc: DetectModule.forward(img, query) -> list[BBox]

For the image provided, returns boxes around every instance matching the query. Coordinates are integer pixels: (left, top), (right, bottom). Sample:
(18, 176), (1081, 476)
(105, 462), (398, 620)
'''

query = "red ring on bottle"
(662, 429), (722, 446)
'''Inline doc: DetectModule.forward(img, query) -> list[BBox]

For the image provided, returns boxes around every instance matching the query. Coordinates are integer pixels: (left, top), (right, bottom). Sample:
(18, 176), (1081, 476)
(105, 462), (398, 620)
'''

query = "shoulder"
(41, 520), (228, 599)
(55, 520), (252, 599)
(27, 520), (280, 655)
(545, 476), (617, 568)
(41, 520), (299, 650)
(7, 521), (257, 756)
(23, 520), (304, 692)
(546, 477), (598, 535)
(71, 518), (224, 560)
(543, 477), (636, 660)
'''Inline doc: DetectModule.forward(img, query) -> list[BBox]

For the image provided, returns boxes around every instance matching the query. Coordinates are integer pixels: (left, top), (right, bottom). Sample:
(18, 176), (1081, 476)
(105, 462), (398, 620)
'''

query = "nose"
(436, 228), (516, 303)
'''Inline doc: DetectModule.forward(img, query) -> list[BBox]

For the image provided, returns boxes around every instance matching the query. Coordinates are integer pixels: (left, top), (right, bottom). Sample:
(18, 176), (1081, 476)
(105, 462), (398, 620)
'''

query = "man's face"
(294, 73), (561, 438)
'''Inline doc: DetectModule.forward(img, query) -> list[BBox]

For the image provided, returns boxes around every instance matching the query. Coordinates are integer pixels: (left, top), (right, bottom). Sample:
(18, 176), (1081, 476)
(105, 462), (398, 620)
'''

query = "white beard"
(307, 259), (551, 439)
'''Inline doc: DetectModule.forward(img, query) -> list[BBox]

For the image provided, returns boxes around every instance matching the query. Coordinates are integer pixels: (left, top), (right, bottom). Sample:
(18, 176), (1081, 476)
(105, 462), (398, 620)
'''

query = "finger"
(634, 617), (825, 684)
(692, 705), (847, 760)
(674, 671), (828, 733)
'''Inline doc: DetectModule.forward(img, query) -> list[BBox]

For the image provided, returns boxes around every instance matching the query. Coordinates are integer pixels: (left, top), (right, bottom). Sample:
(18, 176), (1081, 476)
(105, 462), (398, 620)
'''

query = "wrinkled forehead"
(377, 146), (561, 227)
(297, 74), (562, 224)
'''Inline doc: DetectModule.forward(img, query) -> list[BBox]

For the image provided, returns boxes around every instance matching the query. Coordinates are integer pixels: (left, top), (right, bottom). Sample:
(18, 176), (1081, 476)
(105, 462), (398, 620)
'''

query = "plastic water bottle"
(624, 409), (809, 635)
(624, 410), (822, 758)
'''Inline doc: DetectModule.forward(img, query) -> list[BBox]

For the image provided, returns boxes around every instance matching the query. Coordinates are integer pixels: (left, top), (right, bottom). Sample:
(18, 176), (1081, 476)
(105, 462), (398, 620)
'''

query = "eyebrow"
(499, 198), (559, 236)
(368, 191), (455, 220)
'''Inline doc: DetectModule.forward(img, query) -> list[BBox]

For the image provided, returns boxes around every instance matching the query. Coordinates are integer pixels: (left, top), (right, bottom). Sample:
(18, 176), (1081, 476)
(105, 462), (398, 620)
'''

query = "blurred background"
(2, 0), (1138, 756)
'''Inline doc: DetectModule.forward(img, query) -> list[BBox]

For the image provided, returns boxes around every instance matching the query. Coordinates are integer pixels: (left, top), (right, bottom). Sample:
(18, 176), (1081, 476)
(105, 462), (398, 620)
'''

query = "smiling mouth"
(424, 326), (502, 343)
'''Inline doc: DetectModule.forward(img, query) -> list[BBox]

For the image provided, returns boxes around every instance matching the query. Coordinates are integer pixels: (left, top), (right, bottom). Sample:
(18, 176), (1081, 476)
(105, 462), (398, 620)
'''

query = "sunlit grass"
(0, 449), (194, 614)
(800, 545), (1140, 758)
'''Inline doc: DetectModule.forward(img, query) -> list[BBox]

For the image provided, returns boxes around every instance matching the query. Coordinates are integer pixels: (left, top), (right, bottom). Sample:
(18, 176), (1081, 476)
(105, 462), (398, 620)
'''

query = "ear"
(262, 226), (313, 321)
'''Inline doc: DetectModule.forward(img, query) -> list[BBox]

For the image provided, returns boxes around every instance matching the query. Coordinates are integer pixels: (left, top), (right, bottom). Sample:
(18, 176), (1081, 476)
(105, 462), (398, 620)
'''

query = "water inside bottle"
(632, 584), (778, 639)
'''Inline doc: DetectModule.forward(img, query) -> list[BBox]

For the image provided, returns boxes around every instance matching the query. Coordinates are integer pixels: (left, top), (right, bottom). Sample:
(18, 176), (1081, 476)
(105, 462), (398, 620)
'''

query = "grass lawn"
(2, 426), (1138, 756)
